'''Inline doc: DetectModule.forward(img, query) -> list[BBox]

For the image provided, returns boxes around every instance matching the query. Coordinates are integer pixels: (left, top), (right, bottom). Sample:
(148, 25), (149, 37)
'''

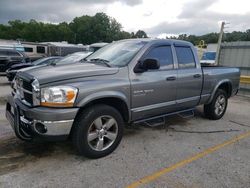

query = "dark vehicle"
(0, 48), (30, 73)
(6, 56), (61, 81)
(6, 39), (240, 159)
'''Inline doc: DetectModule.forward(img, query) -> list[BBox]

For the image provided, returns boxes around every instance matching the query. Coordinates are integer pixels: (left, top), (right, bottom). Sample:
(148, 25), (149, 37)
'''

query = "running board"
(144, 117), (165, 127)
(133, 108), (195, 125)
(178, 110), (194, 119)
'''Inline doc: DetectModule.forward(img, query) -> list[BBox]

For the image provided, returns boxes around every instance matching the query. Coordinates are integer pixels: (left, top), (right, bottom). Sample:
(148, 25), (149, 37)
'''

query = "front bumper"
(6, 95), (79, 141)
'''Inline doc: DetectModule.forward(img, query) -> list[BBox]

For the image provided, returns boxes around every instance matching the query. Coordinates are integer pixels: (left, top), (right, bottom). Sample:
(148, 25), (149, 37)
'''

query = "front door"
(130, 45), (177, 120)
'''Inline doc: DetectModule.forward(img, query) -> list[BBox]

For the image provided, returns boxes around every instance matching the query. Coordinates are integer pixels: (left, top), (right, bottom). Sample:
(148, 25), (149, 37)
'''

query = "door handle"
(193, 74), (201, 78)
(166, 76), (176, 81)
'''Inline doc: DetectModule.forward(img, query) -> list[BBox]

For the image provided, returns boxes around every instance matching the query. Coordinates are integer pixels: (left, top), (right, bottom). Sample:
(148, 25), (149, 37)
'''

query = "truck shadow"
(0, 108), (205, 175)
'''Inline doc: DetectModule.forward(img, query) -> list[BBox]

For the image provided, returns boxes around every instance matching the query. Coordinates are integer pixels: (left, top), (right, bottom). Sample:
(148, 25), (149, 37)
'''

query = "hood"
(9, 63), (33, 71)
(22, 62), (119, 84)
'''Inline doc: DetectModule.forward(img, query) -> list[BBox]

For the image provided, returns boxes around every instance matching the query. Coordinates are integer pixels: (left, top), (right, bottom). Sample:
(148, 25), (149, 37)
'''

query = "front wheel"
(72, 104), (124, 158)
(204, 89), (228, 120)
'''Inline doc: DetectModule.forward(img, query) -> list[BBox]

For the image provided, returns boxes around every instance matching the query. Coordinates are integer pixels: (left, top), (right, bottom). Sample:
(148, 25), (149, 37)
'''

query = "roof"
(115, 38), (193, 46)
(89, 42), (108, 47)
(41, 42), (87, 48)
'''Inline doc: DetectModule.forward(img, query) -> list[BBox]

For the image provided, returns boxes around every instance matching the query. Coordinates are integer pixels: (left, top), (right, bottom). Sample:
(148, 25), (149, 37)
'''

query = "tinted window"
(24, 47), (33, 52)
(37, 46), (45, 53)
(40, 58), (57, 65)
(144, 46), (173, 70)
(175, 46), (196, 68)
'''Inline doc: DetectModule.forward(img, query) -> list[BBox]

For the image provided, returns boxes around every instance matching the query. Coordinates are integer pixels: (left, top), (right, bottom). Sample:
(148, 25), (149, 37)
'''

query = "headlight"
(32, 79), (40, 106)
(41, 86), (78, 107)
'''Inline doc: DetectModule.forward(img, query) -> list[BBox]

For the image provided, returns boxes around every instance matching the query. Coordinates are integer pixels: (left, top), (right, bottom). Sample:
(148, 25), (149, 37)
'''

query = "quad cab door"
(130, 44), (178, 121)
(174, 44), (203, 109)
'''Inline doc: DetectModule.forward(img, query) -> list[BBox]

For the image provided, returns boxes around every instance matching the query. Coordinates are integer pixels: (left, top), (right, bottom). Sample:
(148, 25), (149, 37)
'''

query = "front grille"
(24, 92), (33, 105)
(15, 76), (33, 106)
(23, 80), (33, 91)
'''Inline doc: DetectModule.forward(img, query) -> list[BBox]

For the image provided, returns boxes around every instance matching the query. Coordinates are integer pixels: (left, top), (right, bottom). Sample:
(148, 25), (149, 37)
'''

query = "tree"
(0, 12), (147, 44)
(133, 30), (148, 38)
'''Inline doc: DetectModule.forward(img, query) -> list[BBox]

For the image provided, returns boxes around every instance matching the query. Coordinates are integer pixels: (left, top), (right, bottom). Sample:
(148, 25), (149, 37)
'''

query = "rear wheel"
(204, 89), (228, 120)
(72, 104), (124, 158)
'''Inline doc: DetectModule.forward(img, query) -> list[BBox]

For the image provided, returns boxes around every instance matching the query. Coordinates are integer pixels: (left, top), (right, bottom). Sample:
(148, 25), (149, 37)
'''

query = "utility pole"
(215, 21), (225, 65)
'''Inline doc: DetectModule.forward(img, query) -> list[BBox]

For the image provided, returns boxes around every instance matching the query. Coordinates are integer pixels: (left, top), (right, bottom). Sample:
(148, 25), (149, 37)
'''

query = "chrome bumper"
(6, 95), (79, 141)
(20, 116), (74, 136)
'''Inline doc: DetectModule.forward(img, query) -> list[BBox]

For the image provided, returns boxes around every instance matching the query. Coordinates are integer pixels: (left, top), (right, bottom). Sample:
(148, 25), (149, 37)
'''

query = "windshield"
(56, 52), (92, 64)
(85, 40), (147, 67)
(201, 52), (216, 60)
(32, 58), (48, 65)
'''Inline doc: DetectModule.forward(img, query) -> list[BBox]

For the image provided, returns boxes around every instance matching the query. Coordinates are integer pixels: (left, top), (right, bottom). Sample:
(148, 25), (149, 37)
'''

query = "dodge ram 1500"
(6, 39), (240, 158)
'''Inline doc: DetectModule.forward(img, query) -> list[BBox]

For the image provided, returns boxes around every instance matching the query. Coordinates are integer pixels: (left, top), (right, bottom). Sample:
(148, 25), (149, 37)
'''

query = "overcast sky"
(0, 0), (249, 37)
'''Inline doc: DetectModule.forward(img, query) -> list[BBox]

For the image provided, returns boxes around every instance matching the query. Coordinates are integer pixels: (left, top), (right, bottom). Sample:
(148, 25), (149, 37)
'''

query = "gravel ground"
(0, 95), (249, 188)
(0, 76), (11, 104)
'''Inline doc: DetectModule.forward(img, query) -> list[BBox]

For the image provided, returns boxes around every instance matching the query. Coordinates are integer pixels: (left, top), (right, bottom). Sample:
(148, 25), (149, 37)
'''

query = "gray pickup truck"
(6, 39), (240, 158)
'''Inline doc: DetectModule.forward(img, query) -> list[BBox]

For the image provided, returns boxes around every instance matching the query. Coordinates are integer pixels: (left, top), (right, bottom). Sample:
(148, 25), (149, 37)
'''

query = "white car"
(200, 51), (216, 65)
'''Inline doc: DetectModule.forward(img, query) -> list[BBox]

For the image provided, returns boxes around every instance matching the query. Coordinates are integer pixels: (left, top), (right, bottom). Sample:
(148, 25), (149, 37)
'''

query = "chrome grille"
(15, 76), (33, 106)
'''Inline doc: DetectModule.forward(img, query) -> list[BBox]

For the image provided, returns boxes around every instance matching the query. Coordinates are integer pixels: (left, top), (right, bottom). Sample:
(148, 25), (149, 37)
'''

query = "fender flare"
(76, 91), (130, 121)
(207, 79), (232, 104)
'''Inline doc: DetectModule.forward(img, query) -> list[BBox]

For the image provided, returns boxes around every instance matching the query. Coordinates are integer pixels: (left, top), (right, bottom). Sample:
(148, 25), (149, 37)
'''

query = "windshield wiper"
(89, 58), (111, 67)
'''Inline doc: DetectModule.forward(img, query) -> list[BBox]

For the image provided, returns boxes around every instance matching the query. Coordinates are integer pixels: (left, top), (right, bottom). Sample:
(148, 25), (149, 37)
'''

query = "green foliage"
(0, 13), (146, 44)
(131, 30), (148, 38)
(167, 31), (250, 45)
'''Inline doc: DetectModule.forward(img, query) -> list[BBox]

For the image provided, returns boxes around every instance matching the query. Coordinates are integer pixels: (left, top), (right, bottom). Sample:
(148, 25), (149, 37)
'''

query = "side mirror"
(134, 58), (160, 73)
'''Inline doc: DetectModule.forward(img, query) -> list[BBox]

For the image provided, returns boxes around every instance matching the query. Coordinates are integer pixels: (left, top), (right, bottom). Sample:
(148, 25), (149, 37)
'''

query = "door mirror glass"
(134, 58), (160, 73)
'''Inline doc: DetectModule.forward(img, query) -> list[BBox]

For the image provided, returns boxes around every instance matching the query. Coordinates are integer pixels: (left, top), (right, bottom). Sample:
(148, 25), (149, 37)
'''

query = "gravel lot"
(0, 76), (11, 105)
(0, 78), (249, 188)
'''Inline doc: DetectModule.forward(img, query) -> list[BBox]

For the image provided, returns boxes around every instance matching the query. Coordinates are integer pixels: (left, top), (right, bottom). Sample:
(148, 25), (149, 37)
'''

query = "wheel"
(72, 104), (124, 158)
(204, 89), (228, 120)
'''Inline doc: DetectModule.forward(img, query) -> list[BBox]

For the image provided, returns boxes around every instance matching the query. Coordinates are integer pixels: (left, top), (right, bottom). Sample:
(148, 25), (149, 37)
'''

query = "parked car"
(0, 48), (30, 73)
(89, 42), (108, 52)
(6, 39), (240, 159)
(54, 51), (92, 65)
(200, 51), (216, 65)
(6, 56), (61, 81)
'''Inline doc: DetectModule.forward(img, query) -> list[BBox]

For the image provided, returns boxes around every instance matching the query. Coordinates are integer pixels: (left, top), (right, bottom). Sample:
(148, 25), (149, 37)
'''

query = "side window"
(175, 46), (196, 69)
(24, 47), (33, 52)
(37, 46), (45, 54)
(43, 59), (54, 65)
(144, 46), (173, 70)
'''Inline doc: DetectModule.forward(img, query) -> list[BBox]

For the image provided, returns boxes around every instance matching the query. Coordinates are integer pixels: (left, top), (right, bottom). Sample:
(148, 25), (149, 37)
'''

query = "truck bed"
(201, 66), (240, 103)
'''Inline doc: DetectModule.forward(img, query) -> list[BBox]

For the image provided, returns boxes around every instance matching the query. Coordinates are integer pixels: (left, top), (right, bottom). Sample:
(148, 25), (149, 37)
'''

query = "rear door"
(130, 45), (177, 120)
(174, 45), (202, 109)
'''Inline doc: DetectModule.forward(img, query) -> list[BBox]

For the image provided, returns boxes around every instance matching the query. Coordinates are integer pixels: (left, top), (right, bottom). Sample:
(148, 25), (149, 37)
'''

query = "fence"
(219, 41), (250, 95)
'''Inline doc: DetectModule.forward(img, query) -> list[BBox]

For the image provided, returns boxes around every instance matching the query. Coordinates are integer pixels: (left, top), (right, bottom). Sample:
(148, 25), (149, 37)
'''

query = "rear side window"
(144, 46), (173, 70)
(175, 46), (196, 69)
(37, 46), (45, 53)
(24, 47), (33, 52)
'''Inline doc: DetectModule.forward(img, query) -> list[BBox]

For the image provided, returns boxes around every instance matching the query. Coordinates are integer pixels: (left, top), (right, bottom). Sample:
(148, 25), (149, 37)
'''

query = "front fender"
(76, 91), (129, 108)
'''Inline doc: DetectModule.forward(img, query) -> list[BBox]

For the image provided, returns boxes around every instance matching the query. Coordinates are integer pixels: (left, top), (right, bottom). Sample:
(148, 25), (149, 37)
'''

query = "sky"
(0, 0), (250, 38)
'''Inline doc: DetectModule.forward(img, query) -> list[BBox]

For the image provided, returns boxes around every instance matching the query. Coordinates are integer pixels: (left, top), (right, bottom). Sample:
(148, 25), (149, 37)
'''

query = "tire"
(72, 104), (124, 159)
(204, 89), (228, 120)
